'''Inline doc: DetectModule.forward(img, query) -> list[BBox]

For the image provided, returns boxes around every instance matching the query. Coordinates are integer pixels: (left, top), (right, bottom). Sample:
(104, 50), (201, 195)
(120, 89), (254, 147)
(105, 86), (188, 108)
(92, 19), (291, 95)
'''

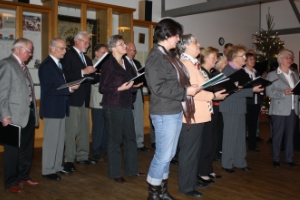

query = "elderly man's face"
(18, 43), (33, 63)
(75, 35), (90, 53)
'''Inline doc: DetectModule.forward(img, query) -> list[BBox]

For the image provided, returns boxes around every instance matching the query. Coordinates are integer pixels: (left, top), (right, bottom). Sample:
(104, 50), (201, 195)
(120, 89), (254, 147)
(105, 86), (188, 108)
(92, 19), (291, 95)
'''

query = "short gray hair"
(176, 34), (195, 54)
(74, 31), (90, 41)
(277, 49), (293, 62)
(107, 35), (124, 52)
(50, 38), (64, 47)
(12, 38), (33, 52)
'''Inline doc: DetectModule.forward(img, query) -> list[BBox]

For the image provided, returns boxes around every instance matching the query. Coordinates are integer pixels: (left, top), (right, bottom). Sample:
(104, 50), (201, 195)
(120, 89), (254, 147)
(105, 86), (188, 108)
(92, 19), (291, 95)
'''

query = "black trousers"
(215, 108), (223, 158)
(103, 106), (138, 179)
(178, 123), (204, 193)
(198, 105), (219, 176)
(246, 104), (261, 150)
(3, 108), (35, 188)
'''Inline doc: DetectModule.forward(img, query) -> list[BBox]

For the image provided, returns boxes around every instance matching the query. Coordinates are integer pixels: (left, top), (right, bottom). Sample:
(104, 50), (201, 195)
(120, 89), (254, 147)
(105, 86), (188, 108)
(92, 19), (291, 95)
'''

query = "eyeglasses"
(190, 40), (198, 45)
(237, 55), (246, 58)
(22, 46), (33, 54)
(79, 39), (90, 45)
(116, 42), (127, 47)
(128, 49), (137, 53)
(282, 56), (293, 60)
(54, 46), (67, 51)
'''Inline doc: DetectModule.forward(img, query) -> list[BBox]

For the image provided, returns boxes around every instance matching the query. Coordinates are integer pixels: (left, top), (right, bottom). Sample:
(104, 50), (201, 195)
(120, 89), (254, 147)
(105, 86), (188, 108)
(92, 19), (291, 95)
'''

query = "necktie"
(80, 52), (86, 66)
(130, 59), (138, 72)
(21, 63), (34, 101)
(58, 61), (63, 70)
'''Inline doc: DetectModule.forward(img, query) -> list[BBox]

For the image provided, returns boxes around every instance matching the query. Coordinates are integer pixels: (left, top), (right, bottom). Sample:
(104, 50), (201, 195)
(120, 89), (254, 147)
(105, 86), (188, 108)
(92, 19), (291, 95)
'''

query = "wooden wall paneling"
(16, 6), (23, 38)
(81, 3), (87, 31)
(118, 12), (132, 43)
(96, 8), (111, 44)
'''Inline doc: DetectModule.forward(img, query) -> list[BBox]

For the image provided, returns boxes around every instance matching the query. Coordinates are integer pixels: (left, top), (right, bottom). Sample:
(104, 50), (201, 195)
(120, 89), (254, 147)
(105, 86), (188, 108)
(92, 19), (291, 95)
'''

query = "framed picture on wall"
(58, 15), (97, 58)
(138, 33), (145, 44)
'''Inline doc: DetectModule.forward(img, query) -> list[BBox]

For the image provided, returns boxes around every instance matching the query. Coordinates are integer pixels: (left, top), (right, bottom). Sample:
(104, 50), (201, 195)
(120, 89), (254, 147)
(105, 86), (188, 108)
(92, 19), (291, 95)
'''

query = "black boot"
(160, 179), (175, 200)
(147, 183), (162, 200)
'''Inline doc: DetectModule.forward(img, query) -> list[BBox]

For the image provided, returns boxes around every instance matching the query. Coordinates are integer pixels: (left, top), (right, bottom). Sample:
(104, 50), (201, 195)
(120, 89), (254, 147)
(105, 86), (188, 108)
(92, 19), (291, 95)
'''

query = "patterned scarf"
(180, 53), (213, 114)
(157, 47), (195, 128)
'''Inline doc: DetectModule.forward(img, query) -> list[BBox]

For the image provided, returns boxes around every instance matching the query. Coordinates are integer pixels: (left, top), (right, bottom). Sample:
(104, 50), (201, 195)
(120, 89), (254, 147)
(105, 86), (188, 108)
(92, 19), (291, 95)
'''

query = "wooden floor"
(0, 122), (300, 200)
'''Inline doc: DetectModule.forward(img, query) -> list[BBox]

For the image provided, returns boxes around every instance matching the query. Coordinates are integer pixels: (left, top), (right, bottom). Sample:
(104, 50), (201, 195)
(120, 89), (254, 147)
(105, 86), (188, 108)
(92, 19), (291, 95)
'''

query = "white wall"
(261, 1), (300, 67)
(174, 5), (260, 53)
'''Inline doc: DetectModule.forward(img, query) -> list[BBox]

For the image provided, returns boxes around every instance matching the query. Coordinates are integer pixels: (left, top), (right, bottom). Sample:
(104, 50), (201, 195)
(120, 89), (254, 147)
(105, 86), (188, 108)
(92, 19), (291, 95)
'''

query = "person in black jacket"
(244, 53), (263, 152)
(61, 31), (99, 172)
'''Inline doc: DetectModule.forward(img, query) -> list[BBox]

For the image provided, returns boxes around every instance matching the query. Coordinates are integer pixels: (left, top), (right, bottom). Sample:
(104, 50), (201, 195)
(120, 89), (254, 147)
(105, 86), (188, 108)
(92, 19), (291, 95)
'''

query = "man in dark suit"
(39, 38), (80, 181)
(0, 38), (39, 193)
(61, 31), (99, 172)
(125, 42), (150, 152)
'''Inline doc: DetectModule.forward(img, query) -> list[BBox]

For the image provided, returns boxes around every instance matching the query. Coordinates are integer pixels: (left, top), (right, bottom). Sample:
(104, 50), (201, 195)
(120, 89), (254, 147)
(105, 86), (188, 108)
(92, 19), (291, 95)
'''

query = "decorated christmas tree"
(252, 9), (284, 69)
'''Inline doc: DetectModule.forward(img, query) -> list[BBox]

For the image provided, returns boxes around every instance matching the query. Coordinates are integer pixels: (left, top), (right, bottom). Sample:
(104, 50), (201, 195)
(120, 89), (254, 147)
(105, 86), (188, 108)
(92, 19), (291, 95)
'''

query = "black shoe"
(76, 158), (98, 164)
(273, 161), (280, 168)
(151, 143), (156, 149)
(235, 167), (252, 172)
(256, 137), (264, 142)
(284, 162), (298, 168)
(138, 146), (151, 152)
(170, 158), (178, 165)
(198, 176), (214, 184)
(222, 167), (235, 173)
(195, 182), (209, 189)
(181, 190), (203, 198)
(64, 162), (76, 172)
(208, 174), (222, 179)
(56, 169), (72, 174)
(249, 148), (260, 152)
(42, 174), (61, 180)
(92, 155), (104, 162)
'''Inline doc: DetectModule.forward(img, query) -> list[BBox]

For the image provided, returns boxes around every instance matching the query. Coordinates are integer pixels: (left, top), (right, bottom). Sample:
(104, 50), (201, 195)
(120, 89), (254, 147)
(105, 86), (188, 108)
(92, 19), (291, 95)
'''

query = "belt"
(213, 102), (220, 106)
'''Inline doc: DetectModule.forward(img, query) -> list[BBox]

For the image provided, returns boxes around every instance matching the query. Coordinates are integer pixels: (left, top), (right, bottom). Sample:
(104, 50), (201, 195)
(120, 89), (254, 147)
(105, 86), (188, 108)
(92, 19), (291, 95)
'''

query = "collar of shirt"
(228, 61), (239, 70)
(244, 67), (256, 76)
(125, 56), (133, 63)
(49, 54), (60, 66)
(181, 53), (198, 65)
(73, 46), (82, 55)
(12, 53), (22, 65)
(277, 67), (292, 76)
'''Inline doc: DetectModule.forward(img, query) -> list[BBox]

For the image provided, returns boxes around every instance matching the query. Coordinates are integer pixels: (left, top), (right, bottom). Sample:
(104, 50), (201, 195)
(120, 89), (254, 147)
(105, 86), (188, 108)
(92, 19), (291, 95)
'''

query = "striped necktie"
(79, 52), (86, 66)
(58, 61), (63, 70)
(21, 63), (34, 101)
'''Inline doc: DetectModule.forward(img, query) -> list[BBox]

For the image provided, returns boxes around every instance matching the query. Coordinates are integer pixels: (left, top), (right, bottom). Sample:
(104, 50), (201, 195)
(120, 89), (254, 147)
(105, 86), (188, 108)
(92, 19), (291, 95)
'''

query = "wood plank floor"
(0, 122), (300, 200)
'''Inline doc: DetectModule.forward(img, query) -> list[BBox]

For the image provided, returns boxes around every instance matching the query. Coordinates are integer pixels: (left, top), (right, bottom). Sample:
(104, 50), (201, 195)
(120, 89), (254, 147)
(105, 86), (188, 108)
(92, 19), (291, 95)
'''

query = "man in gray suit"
(0, 38), (39, 193)
(266, 49), (299, 168)
(125, 42), (151, 152)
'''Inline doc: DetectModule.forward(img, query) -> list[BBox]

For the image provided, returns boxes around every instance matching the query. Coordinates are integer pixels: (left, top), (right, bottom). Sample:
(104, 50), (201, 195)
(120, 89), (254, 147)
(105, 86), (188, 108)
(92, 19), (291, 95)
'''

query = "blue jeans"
(147, 112), (183, 185)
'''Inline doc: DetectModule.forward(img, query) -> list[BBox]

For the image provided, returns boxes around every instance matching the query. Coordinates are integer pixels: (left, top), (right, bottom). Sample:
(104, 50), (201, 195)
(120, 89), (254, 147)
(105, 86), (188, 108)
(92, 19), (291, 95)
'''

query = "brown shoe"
(114, 177), (126, 183)
(6, 185), (23, 193)
(18, 180), (40, 185)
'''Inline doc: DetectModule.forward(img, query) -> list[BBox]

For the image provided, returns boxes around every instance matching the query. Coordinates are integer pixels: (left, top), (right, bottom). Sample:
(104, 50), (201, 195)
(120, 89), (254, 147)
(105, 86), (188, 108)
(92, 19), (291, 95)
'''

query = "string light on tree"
(251, 8), (284, 69)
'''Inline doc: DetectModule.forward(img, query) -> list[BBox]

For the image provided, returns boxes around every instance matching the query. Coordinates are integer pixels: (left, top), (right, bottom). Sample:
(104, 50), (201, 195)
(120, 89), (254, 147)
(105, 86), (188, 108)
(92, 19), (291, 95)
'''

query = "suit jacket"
(61, 48), (99, 108)
(39, 56), (71, 118)
(219, 64), (253, 114)
(266, 69), (299, 116)
(0, 54), (38, 128)
(131, 58), (144, 103)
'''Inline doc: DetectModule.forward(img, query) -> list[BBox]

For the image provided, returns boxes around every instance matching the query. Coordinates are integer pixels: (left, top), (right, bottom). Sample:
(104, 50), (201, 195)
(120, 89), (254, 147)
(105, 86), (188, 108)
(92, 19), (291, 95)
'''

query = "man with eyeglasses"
(39, 38), (80, 181)
(61, 31), (99, 173)
(0, 38), (39, 193)
(125, 42), (151, 152)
